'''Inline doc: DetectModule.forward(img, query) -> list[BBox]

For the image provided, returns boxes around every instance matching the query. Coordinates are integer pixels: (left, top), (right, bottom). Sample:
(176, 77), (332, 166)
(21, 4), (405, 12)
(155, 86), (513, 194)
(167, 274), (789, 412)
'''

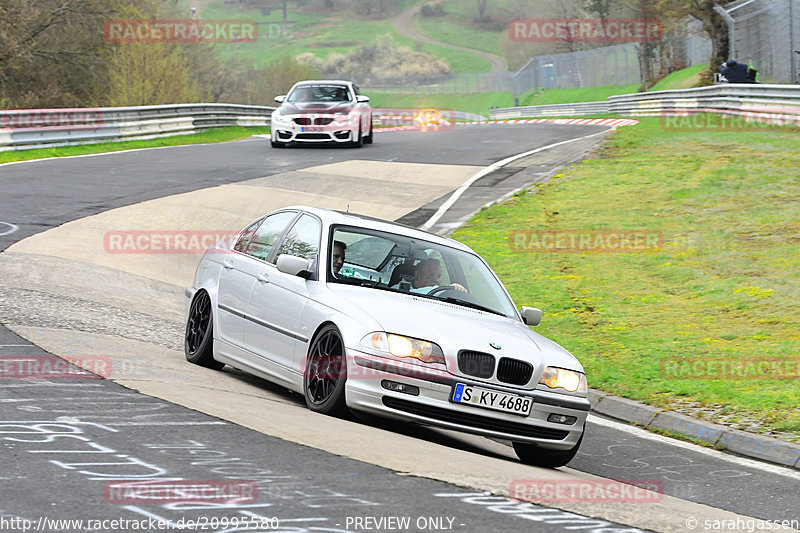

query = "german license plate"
(451, 383), (532, 416)
(301, 126), (322, 132)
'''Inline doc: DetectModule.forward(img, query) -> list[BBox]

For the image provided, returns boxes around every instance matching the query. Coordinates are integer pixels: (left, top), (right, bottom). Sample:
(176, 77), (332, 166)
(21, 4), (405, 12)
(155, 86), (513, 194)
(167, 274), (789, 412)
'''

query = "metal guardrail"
(0, 104), (486, 152)
(490, 84), (800, 122)
(0, 103), (275, 152)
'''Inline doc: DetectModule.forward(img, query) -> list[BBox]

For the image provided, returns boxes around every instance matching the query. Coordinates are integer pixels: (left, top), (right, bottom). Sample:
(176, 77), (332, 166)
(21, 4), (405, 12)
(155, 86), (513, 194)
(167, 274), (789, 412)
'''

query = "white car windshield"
(287, 85), (351, 102)
(328, 226), (518, 318)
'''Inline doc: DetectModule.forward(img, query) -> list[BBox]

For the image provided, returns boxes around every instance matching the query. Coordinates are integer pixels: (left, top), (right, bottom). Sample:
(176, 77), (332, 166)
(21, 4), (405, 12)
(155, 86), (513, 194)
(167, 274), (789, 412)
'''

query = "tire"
(513, 433), (583, 468)
(304, 324), (349, 416)
(185, 291), (225, 370)
(351, 125), (363, 148)
(363, 118), (374, 144)
(271, 139), (285, 148)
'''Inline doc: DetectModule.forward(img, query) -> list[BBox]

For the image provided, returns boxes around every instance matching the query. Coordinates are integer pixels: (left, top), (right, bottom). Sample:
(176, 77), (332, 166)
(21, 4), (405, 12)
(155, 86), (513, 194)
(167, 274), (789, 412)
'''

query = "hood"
(277, 102), (354, 115)
(328, 284), (583, 375)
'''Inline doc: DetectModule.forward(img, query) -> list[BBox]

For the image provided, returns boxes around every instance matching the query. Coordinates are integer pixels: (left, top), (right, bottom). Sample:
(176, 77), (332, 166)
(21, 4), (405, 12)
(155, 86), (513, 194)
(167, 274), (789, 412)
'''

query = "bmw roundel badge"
(489, 342), (501, 350)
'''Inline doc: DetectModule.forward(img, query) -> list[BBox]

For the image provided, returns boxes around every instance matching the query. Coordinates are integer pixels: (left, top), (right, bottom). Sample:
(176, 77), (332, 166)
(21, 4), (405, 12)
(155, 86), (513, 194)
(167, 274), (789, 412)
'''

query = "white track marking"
(0, 222), (19, 236)
(419, 129), (612, 231)
(588, 414), (800, 480)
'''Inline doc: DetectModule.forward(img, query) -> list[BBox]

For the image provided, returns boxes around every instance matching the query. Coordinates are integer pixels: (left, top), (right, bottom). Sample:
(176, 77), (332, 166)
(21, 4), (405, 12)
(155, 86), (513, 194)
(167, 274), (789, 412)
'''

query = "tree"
(475, 0), (488, 22)
(666, 0), (729, 82)
(0, 0), (112, 107)
(105, 43), (203, 106)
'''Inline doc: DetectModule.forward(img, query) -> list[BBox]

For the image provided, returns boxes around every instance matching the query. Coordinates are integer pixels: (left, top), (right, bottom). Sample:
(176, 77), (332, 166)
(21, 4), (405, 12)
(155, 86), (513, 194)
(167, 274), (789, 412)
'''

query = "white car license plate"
(451, 383), (532, 416)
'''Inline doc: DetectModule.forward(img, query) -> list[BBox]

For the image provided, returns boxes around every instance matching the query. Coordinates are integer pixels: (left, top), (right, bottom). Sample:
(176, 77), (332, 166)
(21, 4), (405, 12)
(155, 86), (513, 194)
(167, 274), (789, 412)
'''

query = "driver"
(397, 258), (466, 294)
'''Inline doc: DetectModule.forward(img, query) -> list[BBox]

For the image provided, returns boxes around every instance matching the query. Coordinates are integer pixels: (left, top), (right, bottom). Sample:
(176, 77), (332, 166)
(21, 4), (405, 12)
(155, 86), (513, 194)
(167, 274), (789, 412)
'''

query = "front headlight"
(271, 113), (290, 124)
(361, 332), (445, 365)
(539, 367), (587, 393)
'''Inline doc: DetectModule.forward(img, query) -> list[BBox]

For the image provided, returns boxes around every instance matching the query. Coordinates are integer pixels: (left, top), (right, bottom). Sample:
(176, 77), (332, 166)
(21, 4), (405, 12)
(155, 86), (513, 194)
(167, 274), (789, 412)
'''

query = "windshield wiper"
(437, 296), (504, 316)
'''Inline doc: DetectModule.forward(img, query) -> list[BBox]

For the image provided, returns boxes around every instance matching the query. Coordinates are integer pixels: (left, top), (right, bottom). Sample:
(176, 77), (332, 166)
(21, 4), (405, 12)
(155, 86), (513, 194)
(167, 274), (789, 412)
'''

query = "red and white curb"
(376, 117), (638, 132)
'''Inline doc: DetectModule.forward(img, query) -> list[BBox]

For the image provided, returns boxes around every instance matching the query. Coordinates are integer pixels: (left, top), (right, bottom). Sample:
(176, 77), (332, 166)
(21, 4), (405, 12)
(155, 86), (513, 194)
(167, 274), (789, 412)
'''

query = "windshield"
(287, 85), (351, 103)
(328, 226), (518, 318)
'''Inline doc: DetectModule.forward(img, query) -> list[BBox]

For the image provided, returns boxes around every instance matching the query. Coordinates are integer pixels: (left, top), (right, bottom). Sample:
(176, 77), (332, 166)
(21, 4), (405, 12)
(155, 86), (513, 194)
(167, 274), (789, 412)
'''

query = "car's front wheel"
(351, 125), (363, 148)
(513, 433), (583, 468)
(363, 118), (373, 144)
(185, 291), (225, 370)
(304, 324), (349, 416)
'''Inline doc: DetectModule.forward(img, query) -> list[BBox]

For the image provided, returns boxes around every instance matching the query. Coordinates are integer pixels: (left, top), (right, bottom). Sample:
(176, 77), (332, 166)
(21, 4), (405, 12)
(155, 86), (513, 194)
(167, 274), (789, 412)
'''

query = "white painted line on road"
(419, 129), (612, 232)
(0, 222), (19, 236)
(0, 138), (257, 168)
(108, 421), (228, 426)
(588, 414), (800, 480)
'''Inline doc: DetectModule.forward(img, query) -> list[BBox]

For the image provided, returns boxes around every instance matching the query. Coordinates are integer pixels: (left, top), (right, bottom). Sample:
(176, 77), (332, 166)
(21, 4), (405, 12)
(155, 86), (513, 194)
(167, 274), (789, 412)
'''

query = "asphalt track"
(0, 125), (797, 533)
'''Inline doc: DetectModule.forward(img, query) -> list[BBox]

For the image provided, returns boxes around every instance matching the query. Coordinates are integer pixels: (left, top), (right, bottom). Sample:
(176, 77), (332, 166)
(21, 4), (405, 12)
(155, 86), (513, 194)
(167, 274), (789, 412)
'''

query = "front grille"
(382, 397), (568, 440)
(293, 117), (311, 125)
(497, 358), (533, 385)
(315, 117), (334, 125)
(295, 133), (330, 140)
(457, 350), (494, 378)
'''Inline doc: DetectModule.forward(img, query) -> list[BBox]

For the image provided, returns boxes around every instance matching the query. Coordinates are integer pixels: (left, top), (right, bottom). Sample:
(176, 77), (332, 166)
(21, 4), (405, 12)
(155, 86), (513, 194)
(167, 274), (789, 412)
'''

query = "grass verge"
(452, 116), (800, 442)
(0, 127), (271, 164)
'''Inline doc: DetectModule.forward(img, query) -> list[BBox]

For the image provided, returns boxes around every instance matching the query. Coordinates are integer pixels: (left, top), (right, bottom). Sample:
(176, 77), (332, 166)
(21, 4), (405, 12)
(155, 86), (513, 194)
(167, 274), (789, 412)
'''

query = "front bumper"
(271, 119), (358, 144)
(344, 350), (588, 449)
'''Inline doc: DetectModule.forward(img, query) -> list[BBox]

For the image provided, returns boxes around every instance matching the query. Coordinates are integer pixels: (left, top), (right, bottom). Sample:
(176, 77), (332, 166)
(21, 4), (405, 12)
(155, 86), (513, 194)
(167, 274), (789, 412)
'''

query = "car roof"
(292, 80), (351, 87)
(279, 205), (473, 253)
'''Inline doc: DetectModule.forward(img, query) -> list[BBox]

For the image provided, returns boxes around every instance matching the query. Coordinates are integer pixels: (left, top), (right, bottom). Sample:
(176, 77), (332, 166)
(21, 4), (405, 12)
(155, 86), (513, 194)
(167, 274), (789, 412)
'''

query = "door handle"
(223, 260), (234, 270)
(256, 272), (270, 284)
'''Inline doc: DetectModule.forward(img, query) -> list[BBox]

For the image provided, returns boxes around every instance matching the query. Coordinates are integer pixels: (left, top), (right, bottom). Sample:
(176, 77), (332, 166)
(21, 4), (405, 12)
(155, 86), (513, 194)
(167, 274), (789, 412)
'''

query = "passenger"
(331, 240), (346, 276)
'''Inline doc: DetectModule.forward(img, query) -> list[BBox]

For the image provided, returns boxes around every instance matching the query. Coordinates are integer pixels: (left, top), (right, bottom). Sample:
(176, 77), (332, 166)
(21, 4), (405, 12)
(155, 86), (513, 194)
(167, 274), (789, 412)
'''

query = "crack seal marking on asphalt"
(419, 129), (612, 232)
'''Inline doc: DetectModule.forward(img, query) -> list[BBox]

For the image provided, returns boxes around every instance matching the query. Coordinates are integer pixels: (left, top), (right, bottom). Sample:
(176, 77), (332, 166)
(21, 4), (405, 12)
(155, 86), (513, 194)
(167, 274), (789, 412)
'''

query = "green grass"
(415, 14), (505, 58)
(0, 127), (270, 164)
(179, 0), (490, 73)
(521, 85), (640, 106)
(650, 64), (708, 91)
(452, 117), (800, 439)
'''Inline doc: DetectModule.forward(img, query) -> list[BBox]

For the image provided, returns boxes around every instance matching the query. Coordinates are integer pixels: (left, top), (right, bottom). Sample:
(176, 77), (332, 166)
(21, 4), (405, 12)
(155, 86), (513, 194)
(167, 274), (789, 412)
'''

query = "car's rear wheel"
(513, 433), (583, 468)
(185, 291), (225, 370)
(304, 324), (349, 416)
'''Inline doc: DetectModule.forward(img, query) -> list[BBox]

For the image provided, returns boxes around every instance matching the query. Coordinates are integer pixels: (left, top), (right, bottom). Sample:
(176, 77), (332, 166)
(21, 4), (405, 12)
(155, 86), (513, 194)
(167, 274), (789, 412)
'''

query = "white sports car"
(270, 80), (373, 147)
(185, 206), (589, 467)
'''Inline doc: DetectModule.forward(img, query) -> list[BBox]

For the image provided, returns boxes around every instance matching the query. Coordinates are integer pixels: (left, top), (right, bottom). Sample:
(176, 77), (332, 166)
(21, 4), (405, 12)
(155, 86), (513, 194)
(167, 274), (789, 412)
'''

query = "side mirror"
(276, 254), (311, 278)
(274, 95), (286, 103)
(356, 95), (370, 103)
(520, 306), (542, 326)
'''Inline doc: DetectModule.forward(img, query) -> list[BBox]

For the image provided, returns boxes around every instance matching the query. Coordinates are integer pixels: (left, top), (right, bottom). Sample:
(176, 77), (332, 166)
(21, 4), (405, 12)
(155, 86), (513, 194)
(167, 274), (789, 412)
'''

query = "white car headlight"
(361, 332), (445, 365)
(271, 113), (290, 125)
(539, 367), (587, 393)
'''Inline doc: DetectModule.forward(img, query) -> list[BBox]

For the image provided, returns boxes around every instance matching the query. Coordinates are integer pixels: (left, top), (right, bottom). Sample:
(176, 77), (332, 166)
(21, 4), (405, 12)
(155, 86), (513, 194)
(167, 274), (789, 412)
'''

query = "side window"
(275, 215), (321, 263)
(245, 212), (297, 262)
(233, 218), (262, 252)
